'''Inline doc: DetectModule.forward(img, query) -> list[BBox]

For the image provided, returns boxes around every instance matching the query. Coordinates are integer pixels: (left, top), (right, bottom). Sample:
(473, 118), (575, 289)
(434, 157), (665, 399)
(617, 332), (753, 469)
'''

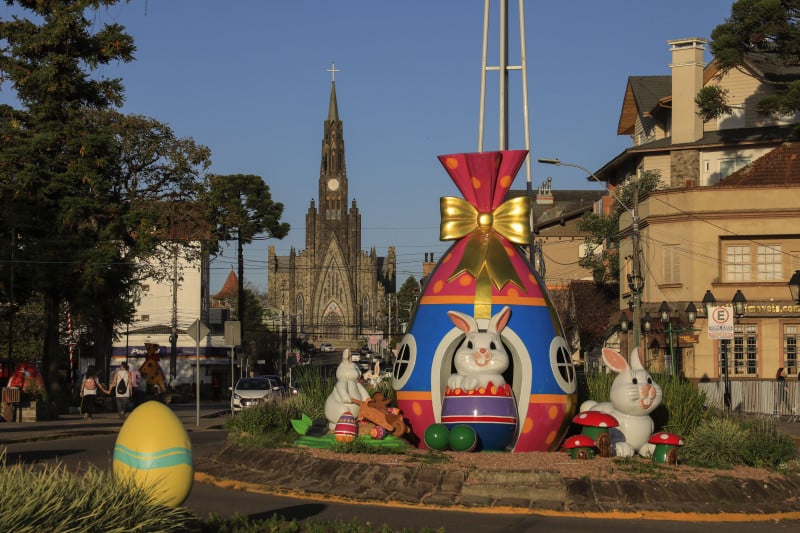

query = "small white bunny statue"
(580, 347), (662, 457)
(446, 306), (511, 392)
(324, 349), (371, 430)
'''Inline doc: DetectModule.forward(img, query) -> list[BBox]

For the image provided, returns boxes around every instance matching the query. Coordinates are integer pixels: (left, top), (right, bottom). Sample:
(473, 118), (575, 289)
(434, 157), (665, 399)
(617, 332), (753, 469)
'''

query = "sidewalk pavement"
(0, 400), (229, 445)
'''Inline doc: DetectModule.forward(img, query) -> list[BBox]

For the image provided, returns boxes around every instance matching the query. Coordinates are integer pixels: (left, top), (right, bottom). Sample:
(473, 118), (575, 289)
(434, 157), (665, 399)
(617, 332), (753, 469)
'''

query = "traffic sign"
(224, 320), (241, 346)
(707, 305), (734, 340)
(187, 319), (210, 342)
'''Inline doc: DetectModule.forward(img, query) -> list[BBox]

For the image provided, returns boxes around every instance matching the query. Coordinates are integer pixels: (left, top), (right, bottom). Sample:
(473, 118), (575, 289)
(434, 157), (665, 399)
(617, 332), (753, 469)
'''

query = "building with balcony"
(594, 38), (800, 393)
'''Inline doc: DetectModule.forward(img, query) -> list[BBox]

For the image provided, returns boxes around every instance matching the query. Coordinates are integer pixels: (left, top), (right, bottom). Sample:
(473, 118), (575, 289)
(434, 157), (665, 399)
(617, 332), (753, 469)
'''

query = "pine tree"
(0, 1), (134, 399)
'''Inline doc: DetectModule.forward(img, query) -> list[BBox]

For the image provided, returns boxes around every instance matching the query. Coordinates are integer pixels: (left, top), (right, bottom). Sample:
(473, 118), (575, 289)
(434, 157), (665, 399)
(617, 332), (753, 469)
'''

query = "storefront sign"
(745, 303), (800, 314)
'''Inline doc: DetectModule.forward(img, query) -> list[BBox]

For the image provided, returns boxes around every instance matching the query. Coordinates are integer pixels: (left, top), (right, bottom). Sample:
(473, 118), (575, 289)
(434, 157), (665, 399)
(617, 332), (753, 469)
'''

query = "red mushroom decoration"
(648, 432), (684, 465)
(572, 411), (618, 458)
(562, 434), (597, 460)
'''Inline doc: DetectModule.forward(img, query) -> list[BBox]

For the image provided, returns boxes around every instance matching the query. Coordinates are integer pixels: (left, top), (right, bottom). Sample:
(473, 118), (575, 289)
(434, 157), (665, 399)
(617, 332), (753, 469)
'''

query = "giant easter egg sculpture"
(391, 150), (577, 452)
(113, 401), (193, 506)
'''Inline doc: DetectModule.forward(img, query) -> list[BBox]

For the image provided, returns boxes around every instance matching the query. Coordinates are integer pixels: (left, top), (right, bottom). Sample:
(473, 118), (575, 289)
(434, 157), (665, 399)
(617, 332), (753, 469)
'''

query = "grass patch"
(0, 450), (444, 533)
(0, 451), (196, 532)
(200, 514), (445, 532)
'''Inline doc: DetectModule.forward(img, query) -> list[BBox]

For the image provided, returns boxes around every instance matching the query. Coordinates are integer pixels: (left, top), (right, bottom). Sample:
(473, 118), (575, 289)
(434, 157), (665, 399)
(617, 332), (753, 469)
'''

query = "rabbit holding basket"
(580, 347), (662, 457)
(446, 306), (511, 392)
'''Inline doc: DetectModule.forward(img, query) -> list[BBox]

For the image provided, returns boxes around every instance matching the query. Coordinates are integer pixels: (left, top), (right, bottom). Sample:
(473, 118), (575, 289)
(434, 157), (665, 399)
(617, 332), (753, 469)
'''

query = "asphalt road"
(2, 430), (799, 532)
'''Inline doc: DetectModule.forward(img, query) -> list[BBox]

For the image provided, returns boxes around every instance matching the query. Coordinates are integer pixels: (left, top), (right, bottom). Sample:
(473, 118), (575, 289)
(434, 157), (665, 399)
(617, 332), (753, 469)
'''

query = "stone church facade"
(267, 80), (395, 344)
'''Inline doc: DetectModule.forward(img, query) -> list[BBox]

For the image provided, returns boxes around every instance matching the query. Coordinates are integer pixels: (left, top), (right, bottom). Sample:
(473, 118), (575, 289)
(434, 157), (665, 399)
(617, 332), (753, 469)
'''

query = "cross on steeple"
(326, 61), (340, 82)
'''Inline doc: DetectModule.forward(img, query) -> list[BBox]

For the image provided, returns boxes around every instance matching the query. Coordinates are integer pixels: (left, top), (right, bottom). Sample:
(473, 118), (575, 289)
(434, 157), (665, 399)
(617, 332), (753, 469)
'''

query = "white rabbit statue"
(446, 306), (511, 392)
(324, 349), (371, 430)
(580, 347), (662, 457)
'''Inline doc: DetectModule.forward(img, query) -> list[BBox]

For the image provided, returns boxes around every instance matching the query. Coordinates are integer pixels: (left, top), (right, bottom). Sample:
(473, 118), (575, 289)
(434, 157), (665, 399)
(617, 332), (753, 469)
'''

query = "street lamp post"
(641, 311), (652, 365)
(704, 289), (746, 412)
(730, 290), (747, 412)
(702, 290), (728, 411)
(788, 270), (800, 303)
(658, 300), (698, 376)
(619, 313), (629, 359)
(538, 157), (644, 351)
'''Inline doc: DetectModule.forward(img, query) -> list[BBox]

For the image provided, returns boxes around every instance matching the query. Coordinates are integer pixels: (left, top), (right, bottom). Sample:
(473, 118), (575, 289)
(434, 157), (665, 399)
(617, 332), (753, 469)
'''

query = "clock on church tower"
(327, 178), (340, 191)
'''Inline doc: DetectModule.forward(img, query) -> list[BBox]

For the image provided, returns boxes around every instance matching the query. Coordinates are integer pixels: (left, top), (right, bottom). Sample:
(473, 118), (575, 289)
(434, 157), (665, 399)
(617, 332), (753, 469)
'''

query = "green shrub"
(583, 370), (614, 404)
(291, 365), (335, 411)
(0, 453), (196, 532)
(650, 373), (708, 437)
(739, 416), (798, 469)
(226, 402), (283, 435)
(681, 416), (747, 468)
(682, 415), (798, 470)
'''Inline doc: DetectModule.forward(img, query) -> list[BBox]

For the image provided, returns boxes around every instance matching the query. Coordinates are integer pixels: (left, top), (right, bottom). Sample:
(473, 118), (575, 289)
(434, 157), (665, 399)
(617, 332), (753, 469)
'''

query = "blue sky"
(3, 1), (737, 292)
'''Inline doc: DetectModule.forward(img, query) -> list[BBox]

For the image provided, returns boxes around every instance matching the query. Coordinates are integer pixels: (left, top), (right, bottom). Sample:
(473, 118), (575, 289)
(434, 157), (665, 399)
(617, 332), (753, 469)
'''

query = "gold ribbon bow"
(440, 195), (531, 290)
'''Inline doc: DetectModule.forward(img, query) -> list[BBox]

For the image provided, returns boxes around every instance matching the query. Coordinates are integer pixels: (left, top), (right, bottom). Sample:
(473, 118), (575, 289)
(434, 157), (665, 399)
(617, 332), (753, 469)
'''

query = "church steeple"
(319, 64), (347, 215)
(327, 80), (339, 121)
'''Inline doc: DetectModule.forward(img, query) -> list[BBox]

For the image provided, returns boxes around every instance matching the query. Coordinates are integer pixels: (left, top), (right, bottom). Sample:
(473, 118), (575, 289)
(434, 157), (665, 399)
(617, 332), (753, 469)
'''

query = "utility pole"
(170, 246), (178, 381)
(538, 158), (645, 361)
(629, 184), (643, 352)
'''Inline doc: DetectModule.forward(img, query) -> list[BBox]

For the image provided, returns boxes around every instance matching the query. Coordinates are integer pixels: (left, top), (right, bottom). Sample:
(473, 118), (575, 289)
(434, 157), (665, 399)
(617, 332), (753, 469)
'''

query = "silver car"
(230, 377), (284, 413)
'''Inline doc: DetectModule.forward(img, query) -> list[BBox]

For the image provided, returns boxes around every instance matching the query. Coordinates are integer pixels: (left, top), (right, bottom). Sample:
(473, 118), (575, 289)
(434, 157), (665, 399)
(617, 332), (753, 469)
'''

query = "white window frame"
(756, 244), (782, 281)
(719, 156), (751, 179)
(725, 244), (751, 282)
(662, 245), (680, 284)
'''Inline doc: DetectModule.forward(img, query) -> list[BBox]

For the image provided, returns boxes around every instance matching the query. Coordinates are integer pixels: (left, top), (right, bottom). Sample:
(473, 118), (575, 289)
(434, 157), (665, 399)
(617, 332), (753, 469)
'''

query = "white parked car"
(320, 343), (335, 352)
(230, 376), (284, 413)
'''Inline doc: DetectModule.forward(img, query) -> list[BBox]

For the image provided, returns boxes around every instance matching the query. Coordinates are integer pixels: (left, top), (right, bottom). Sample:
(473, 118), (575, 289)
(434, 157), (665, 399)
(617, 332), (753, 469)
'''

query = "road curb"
(196, 442), (800, 519)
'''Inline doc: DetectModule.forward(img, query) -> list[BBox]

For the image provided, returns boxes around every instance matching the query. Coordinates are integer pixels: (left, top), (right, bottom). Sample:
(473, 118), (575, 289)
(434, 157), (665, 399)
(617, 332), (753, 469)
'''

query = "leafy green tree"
(79, 109), (211, 377)
(0, 0), (135, 399)
(577, 171), (662, 283)
(697, 0), (800, 122)
(0, 295), (44, 362)
(203, 174), (289, 344)
(395, 276), (420, 334)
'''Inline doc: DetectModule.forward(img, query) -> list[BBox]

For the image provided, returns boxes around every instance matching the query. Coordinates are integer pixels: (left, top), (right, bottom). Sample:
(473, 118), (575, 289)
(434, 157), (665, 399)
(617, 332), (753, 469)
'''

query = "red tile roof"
(716, 142), (800, 187)
(213, 270), (238, 300)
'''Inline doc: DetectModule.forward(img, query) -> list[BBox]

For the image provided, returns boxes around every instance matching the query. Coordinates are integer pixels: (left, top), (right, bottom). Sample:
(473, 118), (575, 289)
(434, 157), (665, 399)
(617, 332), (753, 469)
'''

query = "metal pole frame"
(478, 1), (534, 264)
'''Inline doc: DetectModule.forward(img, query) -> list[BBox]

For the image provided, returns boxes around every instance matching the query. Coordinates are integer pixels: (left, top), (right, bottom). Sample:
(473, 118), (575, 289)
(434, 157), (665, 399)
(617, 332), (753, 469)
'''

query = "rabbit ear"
(629, 347), (645, 370)
(447, 310), (478, 333)
(602, 347), (629, 373)
(488, 306), (511, 334)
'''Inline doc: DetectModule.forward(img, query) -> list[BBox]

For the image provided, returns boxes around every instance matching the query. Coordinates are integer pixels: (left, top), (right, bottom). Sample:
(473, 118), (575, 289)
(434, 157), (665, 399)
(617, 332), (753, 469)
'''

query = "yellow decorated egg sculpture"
(113, 400), (193, 507)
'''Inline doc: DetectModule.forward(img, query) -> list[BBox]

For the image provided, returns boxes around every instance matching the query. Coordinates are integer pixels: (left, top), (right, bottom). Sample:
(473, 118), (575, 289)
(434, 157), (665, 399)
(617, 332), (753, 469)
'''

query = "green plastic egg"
(423, 423), (450, 450)
(448, 424), (477, 452)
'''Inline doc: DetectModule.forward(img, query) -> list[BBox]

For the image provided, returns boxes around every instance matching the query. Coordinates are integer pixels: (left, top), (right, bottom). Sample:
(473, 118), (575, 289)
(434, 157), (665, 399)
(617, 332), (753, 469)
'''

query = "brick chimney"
(422, 253), (436, 279)
(668, 38), (707, 145)
(536, 177), (553, 205)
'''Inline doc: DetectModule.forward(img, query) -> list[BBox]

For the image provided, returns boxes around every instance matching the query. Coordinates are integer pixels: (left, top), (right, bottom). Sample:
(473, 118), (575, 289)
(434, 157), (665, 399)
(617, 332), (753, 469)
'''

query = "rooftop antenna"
(477, 0), (533, 263)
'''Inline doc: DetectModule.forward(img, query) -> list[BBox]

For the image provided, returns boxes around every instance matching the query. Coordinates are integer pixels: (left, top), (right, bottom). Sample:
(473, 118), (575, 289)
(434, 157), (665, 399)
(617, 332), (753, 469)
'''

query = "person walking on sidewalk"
(80, 367), (108, 420)
(109, 362), (132, 419)
(776, 367), (792, 415)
